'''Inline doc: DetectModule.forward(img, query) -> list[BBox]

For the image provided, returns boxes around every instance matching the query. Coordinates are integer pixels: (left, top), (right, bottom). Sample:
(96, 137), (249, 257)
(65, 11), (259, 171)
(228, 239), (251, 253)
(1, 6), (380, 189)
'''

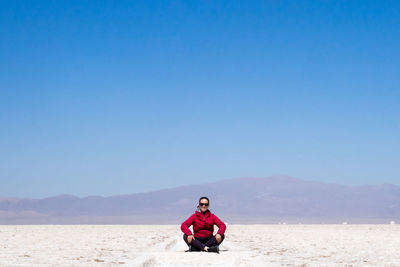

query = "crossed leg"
(183, 234), (225, 251)
(204, 234), (225, 247)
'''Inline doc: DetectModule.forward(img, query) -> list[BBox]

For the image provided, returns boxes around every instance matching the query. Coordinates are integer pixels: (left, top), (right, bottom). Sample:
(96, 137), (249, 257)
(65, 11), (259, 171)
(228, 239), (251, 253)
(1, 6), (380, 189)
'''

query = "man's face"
(199, 199), (209, 212)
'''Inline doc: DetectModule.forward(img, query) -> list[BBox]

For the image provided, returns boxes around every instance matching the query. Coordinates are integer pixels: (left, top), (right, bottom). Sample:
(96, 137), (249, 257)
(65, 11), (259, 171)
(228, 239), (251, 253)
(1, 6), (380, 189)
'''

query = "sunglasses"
(199, 203), (209, 207)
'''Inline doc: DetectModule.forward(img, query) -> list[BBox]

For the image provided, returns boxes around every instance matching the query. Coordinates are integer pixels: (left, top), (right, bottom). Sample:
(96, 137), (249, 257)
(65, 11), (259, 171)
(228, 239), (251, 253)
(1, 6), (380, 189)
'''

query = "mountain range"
(1, 176), (399, 224)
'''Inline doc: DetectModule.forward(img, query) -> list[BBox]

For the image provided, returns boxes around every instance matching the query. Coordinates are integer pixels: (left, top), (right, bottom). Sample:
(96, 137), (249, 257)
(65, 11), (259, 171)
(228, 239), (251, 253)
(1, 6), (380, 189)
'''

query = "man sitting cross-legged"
(181, 196), (226, 253)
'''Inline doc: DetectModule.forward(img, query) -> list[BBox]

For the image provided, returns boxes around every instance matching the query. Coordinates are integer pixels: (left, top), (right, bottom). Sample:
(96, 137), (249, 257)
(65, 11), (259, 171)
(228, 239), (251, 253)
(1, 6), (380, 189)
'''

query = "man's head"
(198, 196), (209, 212)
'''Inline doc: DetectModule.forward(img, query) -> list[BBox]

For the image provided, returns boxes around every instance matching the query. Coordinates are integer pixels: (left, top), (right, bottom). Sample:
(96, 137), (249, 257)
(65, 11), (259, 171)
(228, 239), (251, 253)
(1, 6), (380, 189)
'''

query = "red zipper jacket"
(181, 209), (226, 238)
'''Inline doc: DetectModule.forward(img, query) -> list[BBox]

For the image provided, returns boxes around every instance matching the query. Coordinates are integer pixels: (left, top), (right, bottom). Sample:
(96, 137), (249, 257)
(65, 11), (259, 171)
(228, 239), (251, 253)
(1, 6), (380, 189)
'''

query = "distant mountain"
(1, 176), (399, 224)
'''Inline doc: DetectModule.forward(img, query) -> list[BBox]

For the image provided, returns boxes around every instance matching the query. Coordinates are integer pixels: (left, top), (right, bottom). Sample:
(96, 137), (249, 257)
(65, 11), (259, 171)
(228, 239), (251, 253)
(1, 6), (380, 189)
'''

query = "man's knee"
(216, 234), (225, 244)
(183, 234), (193, 244)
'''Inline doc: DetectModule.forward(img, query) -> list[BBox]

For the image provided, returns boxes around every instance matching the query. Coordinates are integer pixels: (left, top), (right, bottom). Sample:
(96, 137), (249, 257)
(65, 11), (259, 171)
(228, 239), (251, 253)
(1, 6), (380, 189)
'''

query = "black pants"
(183, 234), (225, 251)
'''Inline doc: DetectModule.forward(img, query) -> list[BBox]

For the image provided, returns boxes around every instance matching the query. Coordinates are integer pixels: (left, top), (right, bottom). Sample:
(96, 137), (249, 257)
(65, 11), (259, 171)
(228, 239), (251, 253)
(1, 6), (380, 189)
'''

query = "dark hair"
(199, 196), (209, 204)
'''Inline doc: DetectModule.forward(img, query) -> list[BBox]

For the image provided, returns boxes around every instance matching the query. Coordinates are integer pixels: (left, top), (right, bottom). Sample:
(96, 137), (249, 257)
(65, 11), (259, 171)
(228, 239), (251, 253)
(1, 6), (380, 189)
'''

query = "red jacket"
(181, 210), (226, 238)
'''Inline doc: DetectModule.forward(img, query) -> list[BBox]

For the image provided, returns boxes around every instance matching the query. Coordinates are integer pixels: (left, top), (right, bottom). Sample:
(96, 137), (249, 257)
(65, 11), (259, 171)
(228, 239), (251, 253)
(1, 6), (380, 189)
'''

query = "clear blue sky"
(1, 1), (399, 198)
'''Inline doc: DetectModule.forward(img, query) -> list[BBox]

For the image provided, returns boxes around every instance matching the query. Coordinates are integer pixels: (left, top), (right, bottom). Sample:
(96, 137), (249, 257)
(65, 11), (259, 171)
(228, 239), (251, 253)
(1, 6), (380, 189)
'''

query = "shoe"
(189, 245), (200, 252)
(207, 246), (219, 253)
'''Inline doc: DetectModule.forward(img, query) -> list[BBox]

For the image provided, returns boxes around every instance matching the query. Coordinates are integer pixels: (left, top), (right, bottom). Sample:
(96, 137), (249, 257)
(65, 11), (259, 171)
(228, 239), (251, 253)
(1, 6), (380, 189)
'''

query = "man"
(181, 196), (226, 253)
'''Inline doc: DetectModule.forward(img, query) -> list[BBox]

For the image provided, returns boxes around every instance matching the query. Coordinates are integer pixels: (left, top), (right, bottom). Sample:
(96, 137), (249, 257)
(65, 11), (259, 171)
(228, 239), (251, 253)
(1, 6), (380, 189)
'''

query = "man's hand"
(187, 235), (194, 243)
(215, 234), (222, 243)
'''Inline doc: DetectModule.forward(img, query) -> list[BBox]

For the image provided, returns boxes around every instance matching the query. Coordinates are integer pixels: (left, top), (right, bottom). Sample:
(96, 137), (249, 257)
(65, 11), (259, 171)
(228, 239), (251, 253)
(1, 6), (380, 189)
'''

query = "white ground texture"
(0, 224), (399, 266)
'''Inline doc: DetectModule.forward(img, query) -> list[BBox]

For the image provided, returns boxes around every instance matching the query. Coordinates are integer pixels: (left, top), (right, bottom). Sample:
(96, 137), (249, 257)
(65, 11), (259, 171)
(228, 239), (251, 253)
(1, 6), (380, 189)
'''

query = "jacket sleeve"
(181, 214), (195, 236)
(213, 214), (227, 235)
